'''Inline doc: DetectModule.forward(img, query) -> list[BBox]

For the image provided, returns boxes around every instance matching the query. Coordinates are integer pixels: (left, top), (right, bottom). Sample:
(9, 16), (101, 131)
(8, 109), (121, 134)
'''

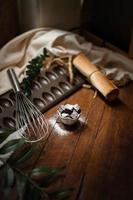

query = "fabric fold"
(0, 27), (133, 95)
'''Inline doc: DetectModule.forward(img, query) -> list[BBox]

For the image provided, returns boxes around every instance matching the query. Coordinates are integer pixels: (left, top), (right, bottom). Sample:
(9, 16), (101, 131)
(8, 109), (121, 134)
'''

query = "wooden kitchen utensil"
(73, 53), (119, 101)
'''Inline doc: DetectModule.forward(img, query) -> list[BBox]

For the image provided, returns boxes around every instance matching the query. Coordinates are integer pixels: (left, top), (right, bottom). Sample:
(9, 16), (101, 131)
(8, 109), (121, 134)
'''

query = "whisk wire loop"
(8, 68), (49, 143)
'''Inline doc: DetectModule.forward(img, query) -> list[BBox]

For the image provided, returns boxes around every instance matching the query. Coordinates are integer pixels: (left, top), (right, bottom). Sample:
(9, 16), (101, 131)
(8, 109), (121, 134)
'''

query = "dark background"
(0, 0), (132, 53)
(81, 0), (133, 52)
(0, 0), (18, 48)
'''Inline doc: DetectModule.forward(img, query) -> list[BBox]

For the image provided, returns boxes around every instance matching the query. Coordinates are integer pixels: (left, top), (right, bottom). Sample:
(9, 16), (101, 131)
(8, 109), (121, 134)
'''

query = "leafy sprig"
(22, 48), (49, 97)
(0, 130), (73, 200)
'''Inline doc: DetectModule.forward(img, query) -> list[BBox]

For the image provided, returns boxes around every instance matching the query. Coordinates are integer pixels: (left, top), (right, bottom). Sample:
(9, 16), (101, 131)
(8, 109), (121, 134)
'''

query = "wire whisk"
(7, 68), (49, 142)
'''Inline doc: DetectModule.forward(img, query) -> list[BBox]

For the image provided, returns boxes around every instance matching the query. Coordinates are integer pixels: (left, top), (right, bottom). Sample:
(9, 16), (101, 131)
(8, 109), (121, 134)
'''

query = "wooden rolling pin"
(73, 53), (119, 101)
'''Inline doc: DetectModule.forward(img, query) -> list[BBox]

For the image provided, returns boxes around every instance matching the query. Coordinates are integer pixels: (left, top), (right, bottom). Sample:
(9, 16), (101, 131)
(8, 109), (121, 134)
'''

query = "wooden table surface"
(28, 83), (133, 200)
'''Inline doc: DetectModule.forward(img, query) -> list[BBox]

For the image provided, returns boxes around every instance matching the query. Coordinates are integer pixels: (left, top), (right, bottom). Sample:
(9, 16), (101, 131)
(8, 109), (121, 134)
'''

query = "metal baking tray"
(0, 65), (85, 131)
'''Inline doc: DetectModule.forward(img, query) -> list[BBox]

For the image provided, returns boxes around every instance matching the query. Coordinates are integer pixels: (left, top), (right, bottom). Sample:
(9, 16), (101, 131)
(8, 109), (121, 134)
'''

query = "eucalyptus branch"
(0, 153), (50, 199)
(0, 131), (72, 200)
(14, 167), (49, 200)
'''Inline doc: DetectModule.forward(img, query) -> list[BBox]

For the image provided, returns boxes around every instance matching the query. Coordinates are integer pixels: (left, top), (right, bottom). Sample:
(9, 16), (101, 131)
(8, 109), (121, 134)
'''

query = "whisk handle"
(7, 68), (21, 92)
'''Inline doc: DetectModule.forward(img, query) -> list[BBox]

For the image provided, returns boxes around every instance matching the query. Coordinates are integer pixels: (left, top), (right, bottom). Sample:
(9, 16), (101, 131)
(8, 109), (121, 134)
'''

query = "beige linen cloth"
(0, 27), (133, 165)
(0, 27), (133, 96)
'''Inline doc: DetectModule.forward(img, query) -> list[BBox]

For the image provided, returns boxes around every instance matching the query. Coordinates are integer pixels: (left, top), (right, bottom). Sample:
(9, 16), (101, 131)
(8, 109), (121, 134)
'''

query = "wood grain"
(30, 83), (133, 200)
(0, 2), (133, 199)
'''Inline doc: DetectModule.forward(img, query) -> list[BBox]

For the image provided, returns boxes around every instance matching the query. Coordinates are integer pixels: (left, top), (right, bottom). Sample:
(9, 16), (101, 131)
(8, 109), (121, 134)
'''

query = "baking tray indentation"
(43, 92), (55, 102)
(0, 98), (13, 108)
(0, 65), (85, 131)
(3, 117), (15, 129)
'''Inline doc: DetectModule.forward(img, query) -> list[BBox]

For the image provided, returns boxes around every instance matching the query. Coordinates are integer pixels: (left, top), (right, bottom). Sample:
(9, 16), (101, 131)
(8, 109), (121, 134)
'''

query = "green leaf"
(31, 166), (53, 176)
(38, 167), (65, 188)
(21, 181), (32, 200)
(22, 181), (48, 200)
(49, 188), (74, 200)
(0, 130), (14, 144)
(16, 173), (27, 200)
(0, 139), (25, 154)
(32, 166), (65, 177)
(3, 165), (14, 199)
(11, 145), (36, 166)
(22, 48), (49, 96)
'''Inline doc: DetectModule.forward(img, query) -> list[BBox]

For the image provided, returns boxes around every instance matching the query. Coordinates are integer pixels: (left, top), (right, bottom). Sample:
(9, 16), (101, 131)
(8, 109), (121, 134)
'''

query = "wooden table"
(27, 83), (133, 200)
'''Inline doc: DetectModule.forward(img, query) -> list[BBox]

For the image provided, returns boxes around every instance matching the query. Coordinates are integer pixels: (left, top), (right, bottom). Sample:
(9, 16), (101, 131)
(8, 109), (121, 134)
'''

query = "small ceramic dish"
(58, 104), (81, 125)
